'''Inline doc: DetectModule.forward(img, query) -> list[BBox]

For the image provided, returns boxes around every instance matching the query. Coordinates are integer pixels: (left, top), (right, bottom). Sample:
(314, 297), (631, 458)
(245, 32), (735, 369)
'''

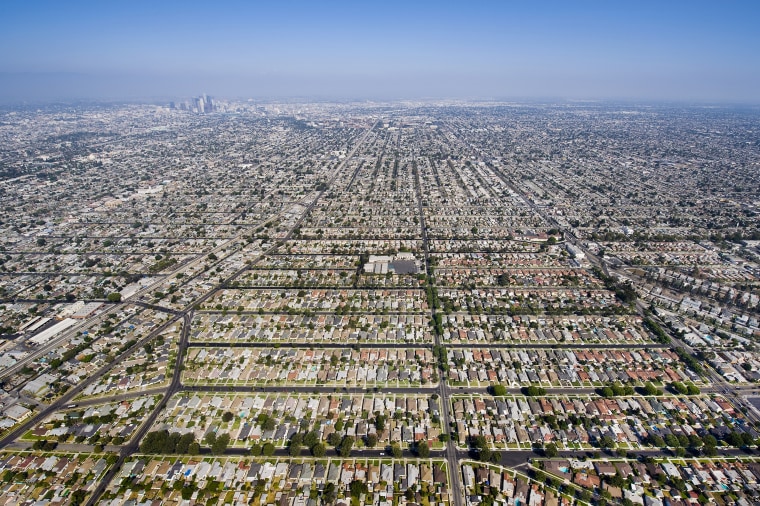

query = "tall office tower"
(204, 94), (214, 113)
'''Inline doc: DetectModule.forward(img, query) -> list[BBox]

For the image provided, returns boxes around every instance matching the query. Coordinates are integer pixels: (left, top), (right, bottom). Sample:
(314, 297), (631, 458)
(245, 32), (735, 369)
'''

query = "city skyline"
(1, 0), (760, 103)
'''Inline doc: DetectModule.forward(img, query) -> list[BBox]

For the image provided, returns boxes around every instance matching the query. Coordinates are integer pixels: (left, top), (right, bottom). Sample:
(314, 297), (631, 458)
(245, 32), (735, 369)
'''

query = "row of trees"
(493, 379), (698, 398)
(139, 430), (235, 456)
(284, 429), (433, 458)
(322, 433), (355, 457)
(140, 430), (199, 455)
(669, 381), (700, 395)
(598, 383), (635, 397)
(643, 317), (671, 344)
(470, 435), (501, 463)
(204, 432), (230, 455)
(288, 430), (326, 457)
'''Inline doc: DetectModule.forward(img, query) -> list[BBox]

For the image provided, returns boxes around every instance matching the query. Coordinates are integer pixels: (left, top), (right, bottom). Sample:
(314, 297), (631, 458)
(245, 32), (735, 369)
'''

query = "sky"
(1, 0), (759, 103)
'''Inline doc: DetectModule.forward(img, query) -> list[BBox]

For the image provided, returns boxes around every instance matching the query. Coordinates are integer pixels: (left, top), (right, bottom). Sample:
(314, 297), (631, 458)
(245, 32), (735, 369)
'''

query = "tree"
(322, 483), (337, 504)
(176, 433), (195, 454)
(599, 435), (615, 449)
(289, 433), (303, 456)
(180, 483), (197, 500)
(688, 435), (703, 449)
(290, 432), (304, 447)
(107, 292), (122, 303)
(643, 382), (661, 396)
(70, 490), (88, 506)
(222, 411), (234, 423)
(390, 443), (403, 458)
(545, 443), (558, 458)
(252, 479), (266, 499)
(289, 441), (302, 456)
(664, 434), (679, 448)
(349, 480), (368, 498)
(327, 432), (342, 447)
(304, 430), (320, 448)
(726, 431), (745, 447)
(417, 440), (430, 458)
(211, 432), (230, 455)
(703, 445), (718, 457)
(365, 433), (378, 447)
(490, 384), (507, 396)
(262, 443), (275, 456)
(339, 436), (354, 457)
(261, 416), (276, 431)
(312, 442), (326, 457)
(472, 435), (488, 451)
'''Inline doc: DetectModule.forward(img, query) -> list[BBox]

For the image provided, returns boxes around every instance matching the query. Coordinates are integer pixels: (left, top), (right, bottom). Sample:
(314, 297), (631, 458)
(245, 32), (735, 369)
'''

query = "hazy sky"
(1, 0), (759, 102)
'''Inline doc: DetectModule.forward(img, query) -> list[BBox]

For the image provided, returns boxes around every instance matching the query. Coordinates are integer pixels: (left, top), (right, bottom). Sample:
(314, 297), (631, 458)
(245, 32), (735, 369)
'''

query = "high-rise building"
(171, 95), (214, 113)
